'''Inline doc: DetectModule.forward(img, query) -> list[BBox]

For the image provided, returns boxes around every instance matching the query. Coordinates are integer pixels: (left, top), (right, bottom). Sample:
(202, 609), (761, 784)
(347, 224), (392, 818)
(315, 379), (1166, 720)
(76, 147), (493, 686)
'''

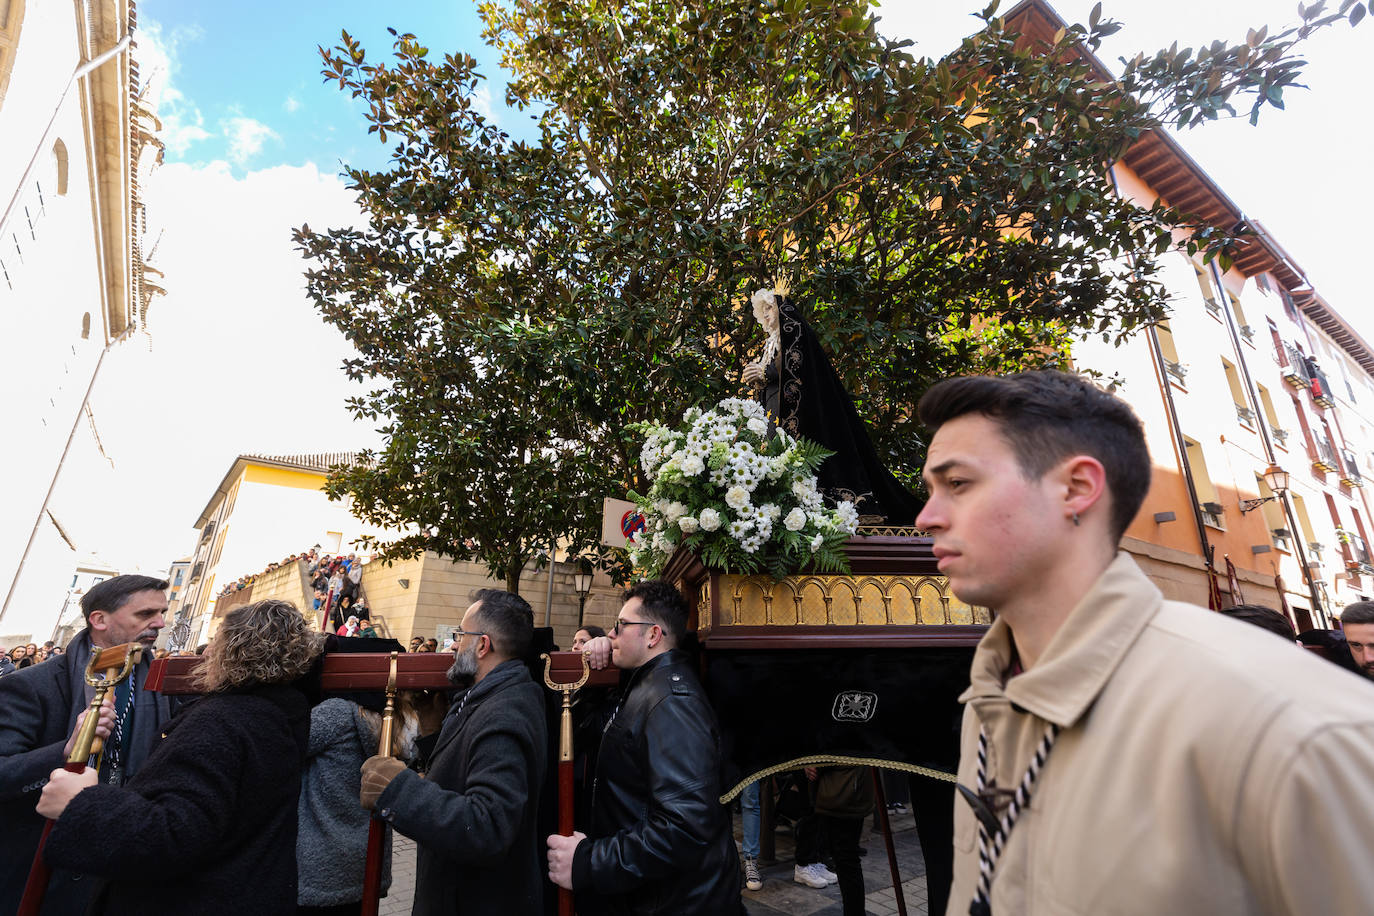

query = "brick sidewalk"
(380, 808), (930, 916)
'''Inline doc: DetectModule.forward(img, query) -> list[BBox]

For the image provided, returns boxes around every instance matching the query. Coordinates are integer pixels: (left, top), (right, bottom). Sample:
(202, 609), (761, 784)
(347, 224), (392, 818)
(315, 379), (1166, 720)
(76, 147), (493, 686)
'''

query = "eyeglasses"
(611, 619), (655, 636)
(452, 627), (487, 640)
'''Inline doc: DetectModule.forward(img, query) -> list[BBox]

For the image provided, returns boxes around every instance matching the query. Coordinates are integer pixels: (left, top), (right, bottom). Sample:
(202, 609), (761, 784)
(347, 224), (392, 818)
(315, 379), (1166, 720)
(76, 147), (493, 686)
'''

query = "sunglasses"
(611, 619), (655, 636)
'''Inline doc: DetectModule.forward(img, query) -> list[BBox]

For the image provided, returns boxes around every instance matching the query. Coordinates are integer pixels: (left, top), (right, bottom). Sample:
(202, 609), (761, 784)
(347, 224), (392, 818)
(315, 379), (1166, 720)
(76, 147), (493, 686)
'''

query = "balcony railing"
(1200, 501), (1225, 528)
(1203, 297), (1223, 318)
(1235, 404), (1256, 426)
(1271, 426), (1289, 447)
(1306, 358), (1337, 408)
(1239, 324), (1256, 343)
(1163, 359), (1188, 384)
(1340, 450), (1363, 487)
(1281, 343), (1311, 388)
(1311, 437), (1340, 474)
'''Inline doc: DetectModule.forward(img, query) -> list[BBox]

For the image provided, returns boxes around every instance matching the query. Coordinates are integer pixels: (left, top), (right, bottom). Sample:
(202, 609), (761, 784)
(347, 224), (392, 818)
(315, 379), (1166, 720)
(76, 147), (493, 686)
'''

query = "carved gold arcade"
(700, 573), (991, 628)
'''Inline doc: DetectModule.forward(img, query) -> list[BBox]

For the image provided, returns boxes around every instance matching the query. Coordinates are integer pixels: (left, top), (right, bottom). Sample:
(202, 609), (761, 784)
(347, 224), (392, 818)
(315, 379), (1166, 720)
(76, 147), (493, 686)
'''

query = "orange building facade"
(1008, 0), (1373, 630)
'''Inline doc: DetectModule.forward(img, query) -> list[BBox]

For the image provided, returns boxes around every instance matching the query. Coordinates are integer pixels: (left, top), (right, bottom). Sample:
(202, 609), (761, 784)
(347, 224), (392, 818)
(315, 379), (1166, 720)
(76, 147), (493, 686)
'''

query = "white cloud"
(138, 22), (213, 156)
(472, 84), (495, 121)
(223, 115), (281, 165)
(284, 95), (302, 114)
(44, 159), (379, 571)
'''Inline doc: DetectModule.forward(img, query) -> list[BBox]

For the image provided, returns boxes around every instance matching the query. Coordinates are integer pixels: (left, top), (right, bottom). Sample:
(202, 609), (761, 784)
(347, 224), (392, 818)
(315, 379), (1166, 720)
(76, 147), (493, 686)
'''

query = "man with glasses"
(1341, 601), (1374, 679)
(546, 580), (743, 914)
(360, 589), (548, 915)
(0, 574), (173, 915)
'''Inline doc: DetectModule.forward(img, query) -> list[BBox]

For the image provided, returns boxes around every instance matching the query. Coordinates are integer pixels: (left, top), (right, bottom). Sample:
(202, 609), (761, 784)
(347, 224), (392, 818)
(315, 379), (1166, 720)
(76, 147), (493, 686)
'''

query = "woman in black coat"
(37, 599), (322, 915)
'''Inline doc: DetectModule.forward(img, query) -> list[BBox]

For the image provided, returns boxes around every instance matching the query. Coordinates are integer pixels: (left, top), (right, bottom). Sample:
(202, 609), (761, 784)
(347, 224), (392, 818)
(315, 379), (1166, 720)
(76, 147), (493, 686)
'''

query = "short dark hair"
(579, 624), (606, 640)
(623, 579), (689, 645)
(470, 589), (535, 660)
(1341, 601), (1374, 627)
(80, 575), (169, 623)
(917, 369), (1151, 541)
(1220, 604), (1296, 641)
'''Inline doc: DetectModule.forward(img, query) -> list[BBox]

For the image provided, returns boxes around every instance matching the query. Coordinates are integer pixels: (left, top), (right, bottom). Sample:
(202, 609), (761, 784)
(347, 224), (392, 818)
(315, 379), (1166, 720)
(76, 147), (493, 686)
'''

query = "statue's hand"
(741, 362), (765, 386)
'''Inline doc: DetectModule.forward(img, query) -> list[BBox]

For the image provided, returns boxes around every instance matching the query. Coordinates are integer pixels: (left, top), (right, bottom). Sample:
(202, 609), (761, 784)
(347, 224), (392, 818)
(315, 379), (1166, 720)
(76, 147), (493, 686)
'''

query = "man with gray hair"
(1341, 600), (1374, 680)
(0, 574), (173, 914)
(359, 589), (548, 915)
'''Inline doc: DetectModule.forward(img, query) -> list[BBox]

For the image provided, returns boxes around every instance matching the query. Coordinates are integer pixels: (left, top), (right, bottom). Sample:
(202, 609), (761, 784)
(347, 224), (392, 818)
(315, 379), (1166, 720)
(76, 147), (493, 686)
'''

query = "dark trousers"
(796, 813), (865, 916)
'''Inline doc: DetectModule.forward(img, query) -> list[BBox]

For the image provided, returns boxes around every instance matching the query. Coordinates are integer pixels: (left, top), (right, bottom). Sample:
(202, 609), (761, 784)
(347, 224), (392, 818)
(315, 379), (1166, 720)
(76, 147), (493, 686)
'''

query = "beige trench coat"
(947, 553), (1374, 915)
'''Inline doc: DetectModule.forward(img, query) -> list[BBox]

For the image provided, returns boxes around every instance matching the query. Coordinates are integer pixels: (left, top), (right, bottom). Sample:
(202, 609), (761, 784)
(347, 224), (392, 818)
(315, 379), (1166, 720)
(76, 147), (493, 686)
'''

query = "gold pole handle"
(376, 652), (399, 757)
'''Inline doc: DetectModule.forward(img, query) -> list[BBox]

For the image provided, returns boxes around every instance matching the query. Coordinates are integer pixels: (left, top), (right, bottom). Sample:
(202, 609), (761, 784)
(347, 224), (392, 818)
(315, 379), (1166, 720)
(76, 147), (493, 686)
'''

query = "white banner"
(601, 497), (646, 548)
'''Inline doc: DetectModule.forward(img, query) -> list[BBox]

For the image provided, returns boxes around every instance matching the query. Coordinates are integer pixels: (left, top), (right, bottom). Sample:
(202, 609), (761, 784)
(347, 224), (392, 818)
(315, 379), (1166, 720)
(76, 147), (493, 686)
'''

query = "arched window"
(52, 138), (68, 196)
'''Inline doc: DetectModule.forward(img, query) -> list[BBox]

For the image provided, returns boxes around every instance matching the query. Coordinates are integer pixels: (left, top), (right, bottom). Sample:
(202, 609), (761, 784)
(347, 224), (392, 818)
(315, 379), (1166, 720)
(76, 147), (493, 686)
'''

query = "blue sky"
(141, 0), (526, 174)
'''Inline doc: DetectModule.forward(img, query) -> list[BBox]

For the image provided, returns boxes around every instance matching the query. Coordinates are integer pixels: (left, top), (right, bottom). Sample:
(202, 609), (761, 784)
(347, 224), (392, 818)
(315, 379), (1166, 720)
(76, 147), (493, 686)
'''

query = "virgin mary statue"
(741, 289), (921, 526)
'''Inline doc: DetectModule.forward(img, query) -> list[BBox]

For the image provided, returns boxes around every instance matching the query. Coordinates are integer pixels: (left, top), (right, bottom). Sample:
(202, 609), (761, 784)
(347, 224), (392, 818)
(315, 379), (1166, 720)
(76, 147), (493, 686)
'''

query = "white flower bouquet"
(627, 397), (859, 579)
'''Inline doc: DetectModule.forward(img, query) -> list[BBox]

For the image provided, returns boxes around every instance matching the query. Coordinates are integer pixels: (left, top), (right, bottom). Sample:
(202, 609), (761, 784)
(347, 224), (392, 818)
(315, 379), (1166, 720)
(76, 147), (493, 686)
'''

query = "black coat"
(571, 650), (742, 916)
(43, 683), (310, 915)
(0, 631), (170, 915)
(376, 659), (548, 916)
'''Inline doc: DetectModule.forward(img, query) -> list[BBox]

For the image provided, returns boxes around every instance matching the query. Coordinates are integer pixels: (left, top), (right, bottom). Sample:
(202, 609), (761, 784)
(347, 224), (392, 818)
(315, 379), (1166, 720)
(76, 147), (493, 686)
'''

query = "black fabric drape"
(764, 297), (921, 525)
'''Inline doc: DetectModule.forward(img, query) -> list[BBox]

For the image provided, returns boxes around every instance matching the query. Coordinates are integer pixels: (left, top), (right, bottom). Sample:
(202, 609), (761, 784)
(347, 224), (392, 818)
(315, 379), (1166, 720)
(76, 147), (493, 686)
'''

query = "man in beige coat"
(915, 370), (1374, 916)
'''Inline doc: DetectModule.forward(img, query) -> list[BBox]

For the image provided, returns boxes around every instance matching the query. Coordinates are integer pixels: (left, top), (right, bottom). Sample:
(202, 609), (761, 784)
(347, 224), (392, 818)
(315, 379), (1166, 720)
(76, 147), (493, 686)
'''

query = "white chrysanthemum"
(699, 508), (722, 531)
(680, 453), (705, 477)
(746, 417), (768, 436)
(761, 503), (781, 521)
(784, 507), (807, 531)
(678, 516), (700, 534)
(725, 486), (750, 510)
(728, 519), (755, 539)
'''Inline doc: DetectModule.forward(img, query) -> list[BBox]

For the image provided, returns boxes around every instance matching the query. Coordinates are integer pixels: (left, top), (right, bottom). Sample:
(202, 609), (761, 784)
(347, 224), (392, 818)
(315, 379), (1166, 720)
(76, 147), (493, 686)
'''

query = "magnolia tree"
(295, 0), (1365, 588)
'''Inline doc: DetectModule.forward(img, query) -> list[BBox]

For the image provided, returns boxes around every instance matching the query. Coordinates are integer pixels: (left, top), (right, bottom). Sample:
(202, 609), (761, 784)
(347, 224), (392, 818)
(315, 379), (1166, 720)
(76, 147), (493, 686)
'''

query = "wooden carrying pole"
(541, 653), (590, 916)
(18, 643), (143, 916)
(871, 767), (908, 916)
(360, 652), (400, 916)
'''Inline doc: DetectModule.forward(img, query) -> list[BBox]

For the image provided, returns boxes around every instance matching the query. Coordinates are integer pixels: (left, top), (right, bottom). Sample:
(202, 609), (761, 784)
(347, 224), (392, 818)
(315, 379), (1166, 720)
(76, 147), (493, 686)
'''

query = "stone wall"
(204, 560), (314, 640)
(359, 552), (625, 649)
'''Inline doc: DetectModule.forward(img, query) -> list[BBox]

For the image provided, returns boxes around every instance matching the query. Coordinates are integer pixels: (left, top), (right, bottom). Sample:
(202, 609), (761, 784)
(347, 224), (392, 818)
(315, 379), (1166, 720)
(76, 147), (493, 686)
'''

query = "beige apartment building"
(173, 451), (620, 649)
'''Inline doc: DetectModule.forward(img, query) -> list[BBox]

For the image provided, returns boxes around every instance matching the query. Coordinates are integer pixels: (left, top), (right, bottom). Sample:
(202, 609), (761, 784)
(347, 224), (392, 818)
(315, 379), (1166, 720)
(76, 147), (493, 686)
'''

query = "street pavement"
(379, 805), (931, 916)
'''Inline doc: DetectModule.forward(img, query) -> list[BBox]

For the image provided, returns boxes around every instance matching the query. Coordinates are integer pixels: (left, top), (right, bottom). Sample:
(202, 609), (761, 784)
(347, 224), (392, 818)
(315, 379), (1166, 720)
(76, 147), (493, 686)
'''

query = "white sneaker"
(744, 857), (763, 891)
(817, 864), (839, 885)
(793, 863), (830, 888)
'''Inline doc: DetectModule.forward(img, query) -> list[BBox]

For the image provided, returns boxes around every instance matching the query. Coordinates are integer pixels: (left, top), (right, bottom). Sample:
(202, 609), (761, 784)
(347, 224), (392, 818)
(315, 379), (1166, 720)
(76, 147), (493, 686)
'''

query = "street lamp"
(1239, 464), (1291, 513)
(574, 569), (594, 628)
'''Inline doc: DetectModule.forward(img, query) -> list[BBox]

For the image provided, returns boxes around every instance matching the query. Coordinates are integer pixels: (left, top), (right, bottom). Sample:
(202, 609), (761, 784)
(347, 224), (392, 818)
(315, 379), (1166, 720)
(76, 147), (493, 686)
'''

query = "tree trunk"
(505, 556), (524, 596)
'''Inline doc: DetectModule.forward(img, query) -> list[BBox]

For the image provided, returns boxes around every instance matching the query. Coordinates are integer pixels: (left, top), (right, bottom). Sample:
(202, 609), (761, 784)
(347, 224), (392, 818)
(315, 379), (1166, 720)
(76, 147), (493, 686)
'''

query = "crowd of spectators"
(217, 548), (321, 599)
(0, 640), (63, 675)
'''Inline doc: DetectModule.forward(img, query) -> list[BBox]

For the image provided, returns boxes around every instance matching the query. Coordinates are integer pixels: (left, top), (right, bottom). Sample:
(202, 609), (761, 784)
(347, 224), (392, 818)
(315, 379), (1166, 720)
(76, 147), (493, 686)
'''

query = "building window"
(51, 139), (68, 196)
(1184, 436), (1224, 529)
(1155, 322), (1187, 386)
(1222, 359), (1253, 428)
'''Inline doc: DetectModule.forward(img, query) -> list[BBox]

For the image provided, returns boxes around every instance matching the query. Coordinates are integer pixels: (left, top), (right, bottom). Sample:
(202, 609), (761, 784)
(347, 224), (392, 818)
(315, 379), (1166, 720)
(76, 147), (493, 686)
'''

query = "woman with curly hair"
(37, 599), (323, 915)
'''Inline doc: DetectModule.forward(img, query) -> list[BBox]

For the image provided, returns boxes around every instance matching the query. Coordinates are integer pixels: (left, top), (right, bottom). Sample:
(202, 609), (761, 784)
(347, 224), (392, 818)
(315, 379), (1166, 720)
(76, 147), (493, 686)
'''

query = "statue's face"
(759, 302), (779, 333)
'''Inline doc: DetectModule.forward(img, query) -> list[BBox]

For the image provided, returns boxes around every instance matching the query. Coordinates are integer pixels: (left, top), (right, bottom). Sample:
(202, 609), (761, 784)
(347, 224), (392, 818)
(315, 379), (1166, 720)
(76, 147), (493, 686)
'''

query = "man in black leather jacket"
(547, 580), (743, 915)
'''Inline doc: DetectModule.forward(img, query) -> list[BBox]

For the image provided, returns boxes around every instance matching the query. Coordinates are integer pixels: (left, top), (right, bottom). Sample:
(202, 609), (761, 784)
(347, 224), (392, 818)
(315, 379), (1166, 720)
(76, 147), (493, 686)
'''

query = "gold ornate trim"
(721, 754), (957, 803)
(714, 573), (990, 627)
(854, 525), (928, 537)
